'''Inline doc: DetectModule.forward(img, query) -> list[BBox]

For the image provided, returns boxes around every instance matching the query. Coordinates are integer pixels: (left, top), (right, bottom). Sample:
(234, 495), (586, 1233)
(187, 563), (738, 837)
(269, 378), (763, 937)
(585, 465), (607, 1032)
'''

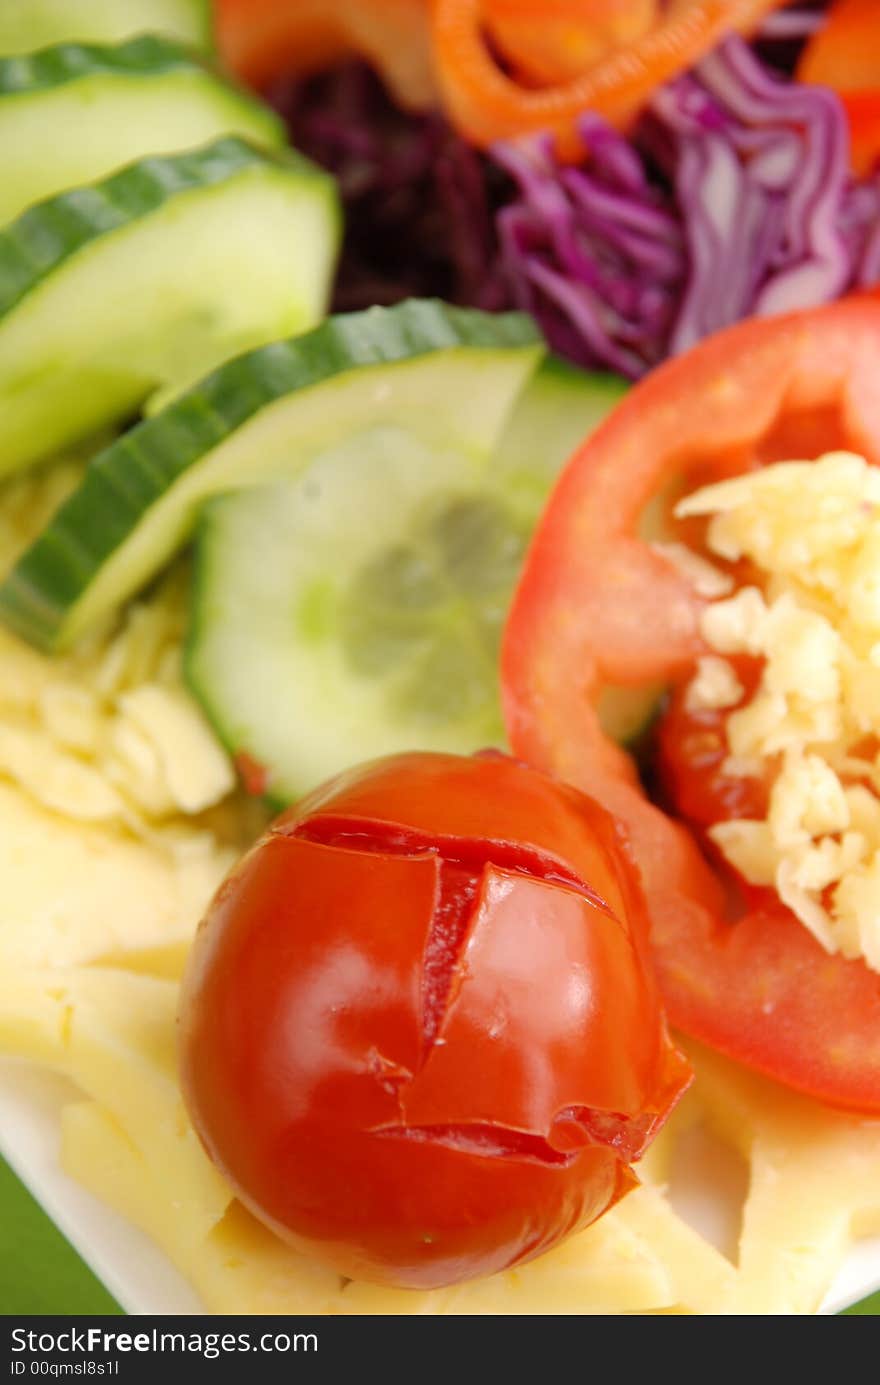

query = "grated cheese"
(685, 656), (743, 713)
(0, 459), (236, 838)
(676, 452), (880, 970)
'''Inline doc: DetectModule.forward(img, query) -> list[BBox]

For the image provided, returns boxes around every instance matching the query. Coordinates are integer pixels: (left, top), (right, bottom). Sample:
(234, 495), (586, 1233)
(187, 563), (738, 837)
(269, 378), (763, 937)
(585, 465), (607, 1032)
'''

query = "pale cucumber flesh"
(185, 356), (627, 803)
(188, 443), (524, 804)
(491, 354), (627, 524)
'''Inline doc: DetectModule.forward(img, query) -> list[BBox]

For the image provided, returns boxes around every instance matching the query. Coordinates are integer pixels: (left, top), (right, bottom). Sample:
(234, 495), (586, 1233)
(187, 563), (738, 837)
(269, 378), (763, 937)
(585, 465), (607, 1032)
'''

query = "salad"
(0, 0), (879, 1316)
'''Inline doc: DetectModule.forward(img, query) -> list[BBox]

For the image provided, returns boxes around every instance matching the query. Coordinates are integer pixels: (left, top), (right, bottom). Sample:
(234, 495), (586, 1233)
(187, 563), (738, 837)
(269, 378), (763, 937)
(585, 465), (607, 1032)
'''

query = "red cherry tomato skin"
(179, 751), (690, 1288)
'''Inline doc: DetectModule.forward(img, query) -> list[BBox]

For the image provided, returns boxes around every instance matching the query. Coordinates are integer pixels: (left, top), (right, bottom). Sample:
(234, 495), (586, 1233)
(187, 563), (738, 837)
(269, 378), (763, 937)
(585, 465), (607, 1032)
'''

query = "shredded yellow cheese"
(677, 451), (880, 972)
(0, 457), (237, 841)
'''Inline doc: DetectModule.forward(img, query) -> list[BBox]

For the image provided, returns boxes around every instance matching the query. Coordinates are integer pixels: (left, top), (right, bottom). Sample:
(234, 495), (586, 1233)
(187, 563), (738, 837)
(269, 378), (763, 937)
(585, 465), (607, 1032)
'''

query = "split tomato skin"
(179, 751), (690, 1288)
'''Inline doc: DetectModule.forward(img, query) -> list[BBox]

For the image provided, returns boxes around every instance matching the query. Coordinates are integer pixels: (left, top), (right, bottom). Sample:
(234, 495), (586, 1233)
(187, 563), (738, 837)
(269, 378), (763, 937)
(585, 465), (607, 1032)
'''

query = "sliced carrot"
(797, 0), (880, 92)
(216, 0), (436, 109)
(217, 0), (347, 87)
(486, 1), (657, 86)
(432, 0), (791, 153)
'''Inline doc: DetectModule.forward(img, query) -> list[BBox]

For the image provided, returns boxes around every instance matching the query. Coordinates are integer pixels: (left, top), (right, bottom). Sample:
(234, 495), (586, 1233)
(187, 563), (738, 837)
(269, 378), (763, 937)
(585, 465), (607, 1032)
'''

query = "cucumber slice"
(492, 354), (627, 526)
(496, 358), (661, 749)
(0, 136), (339, 478)
(0, 0), (211, 56)
(0, 301), (543, 653)
(0, 36), (284, 226)
(184, 355), (627, 804)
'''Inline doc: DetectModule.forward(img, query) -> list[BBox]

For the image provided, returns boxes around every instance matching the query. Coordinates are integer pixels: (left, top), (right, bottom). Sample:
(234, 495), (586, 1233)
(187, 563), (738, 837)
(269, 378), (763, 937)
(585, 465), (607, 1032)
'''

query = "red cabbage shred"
(268, 64), (510, 313)
(270, 33), (880, 380)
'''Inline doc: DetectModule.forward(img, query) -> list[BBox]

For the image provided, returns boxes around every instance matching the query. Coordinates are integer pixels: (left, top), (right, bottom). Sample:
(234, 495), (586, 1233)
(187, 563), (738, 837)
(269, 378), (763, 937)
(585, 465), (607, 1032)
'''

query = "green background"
(0, 1156), (120, 1315)
(0, 1153), (877, 1316)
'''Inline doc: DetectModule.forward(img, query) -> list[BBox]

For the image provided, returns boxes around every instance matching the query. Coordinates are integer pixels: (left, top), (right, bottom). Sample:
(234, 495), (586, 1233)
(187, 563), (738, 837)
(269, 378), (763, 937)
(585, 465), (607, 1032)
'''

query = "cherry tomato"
(179, 751), (690, 1288)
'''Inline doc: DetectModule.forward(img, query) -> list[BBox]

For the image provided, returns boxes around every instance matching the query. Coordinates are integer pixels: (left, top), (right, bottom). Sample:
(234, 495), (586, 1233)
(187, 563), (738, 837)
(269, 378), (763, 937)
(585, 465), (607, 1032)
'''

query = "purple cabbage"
(268, 64), (511, 312)
(493, 122), (686, 377)
(493, 35), (880, 378)
(271, 27), (880, 381)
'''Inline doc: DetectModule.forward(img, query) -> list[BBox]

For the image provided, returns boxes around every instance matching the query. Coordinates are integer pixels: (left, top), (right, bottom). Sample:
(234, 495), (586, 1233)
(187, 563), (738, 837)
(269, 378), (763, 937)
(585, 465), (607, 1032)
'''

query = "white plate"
(0, 1061), (201, 1316)
(1, 1057), (879, 1316)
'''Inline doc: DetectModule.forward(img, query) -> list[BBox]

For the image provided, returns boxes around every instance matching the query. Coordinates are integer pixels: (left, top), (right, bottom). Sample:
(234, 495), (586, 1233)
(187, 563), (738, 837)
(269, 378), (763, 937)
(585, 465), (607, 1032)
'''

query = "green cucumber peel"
(0, 301), (544, 653)
(0, 33), (210, 97)
(0, 36), (284, 227)
(0, 136), (319, 320)
(0, 135), (340, 476)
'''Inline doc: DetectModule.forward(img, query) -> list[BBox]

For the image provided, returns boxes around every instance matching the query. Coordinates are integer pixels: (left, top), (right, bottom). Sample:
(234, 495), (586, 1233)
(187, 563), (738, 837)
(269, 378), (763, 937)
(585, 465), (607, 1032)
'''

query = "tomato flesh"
(502, 297), (880, 1113)
(179, 751), (690, 1288)
(655, 657), (771, 832)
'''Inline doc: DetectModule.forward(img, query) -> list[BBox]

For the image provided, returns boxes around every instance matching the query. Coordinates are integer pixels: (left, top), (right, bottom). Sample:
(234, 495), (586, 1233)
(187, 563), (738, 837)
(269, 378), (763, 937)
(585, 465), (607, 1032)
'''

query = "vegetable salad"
(0, 0), (879, 1316)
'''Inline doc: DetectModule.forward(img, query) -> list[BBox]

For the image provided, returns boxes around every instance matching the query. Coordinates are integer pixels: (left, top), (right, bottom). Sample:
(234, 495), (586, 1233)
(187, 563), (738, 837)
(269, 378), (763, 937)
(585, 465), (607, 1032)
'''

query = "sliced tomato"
(502, 296), (880, 1114)
(215, 0), (436, 109)
(797, 0), (880, 175)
